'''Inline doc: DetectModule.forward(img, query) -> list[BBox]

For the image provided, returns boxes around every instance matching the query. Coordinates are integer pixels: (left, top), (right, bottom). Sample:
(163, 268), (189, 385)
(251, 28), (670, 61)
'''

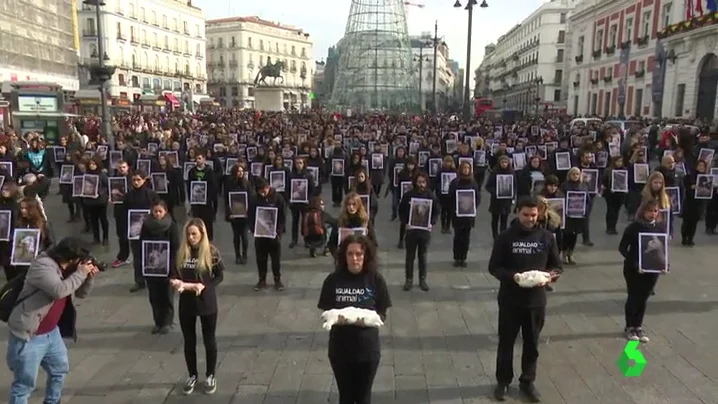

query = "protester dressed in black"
(328, 192), (377, 257)
(224, 164), (254, 264)
(619, 199), (666, 343)
(398, 171), (440, 292)
(448, 161), (481, 267)
(681, 159), (708, 245)
(560, 167), (589, 265)
(352, 168), (379, 225)
(83, 158), (110, 245)
(170, 218), (224, 396)
(139, 200), (180, 334)
(157, 154), (185, 220)
(318, 235), (392, 404)
(124, 170), (160, 292)
(488, 196), (562, 402)
(111, 161), (132, 268)
(601, 156), (626, 234)
(0, 184), (18, 281)
(249, 178), (287, 291)
(436, 156), (457, 233)
(485, 155), (514, 239)
(187, 152), (218, 241)
(288, 158), (315, 248)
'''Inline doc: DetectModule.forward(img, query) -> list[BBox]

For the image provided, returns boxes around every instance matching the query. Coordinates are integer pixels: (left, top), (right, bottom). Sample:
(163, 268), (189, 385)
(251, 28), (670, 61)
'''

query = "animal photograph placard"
(270, 171), (286, 192)
(695, 174), (714, 199)
(142, 240), (170, 277)
(151, 173), (169, 194)
(53, 146), (66, 162)
(400, 181), (413, 199)
(331, 159), (345, 176)
(555, 152), (571, 171)
(228, 192), (248, 218)
(393, 164), (404, 187)
(455, 189), (477, 217)
(137, 159), (152, 175)
(440, 172), (456, 195)
(290, 178), (309, 203)
(408, 198), (433, 230)
(496, 174), (514, 200)
(0, 210), (11, 241)
(657, 209), (671, 235)
(428, 159), (441, 177)
(546, 198), (566, 229)
(250, 162), (263, 178)
(96, 145), (108, 160)
(633, 163), (650, 184)
(581, 168), (599, 194)
(190, 181), (208, 205)
(338, 227), (368, 245)
(698, 148), (715, 165)
(666, 187), (681, 214)
(371, 153), (384, 170)
(566, 191), (587, 218)
(474, 150), (487, 166)
(109, 150), (123, 169)
(10, 228), (41, 266)
(347, 176), (356, 190)
(127, 209), (150, 240)
(512, 153), (527, 170)
(359, 194), (370, 212)
(638, 232), (669, 273)
(109, 177), (127, 203)
(254, 206), (278, 239)
(59, 165), (74, 184)
(81, 174), (99, 198)
(183, 162), (196, 181)
(307, 166), (319, 187)
(611, 169), (629, 193)
(72, 176), (84, 197)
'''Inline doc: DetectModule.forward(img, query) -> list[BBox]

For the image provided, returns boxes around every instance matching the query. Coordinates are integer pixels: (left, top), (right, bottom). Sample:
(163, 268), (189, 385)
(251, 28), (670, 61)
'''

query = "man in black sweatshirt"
(488, 196), (562, 403)
(249, 178), (287, 291)
(187, 152), (218, 240)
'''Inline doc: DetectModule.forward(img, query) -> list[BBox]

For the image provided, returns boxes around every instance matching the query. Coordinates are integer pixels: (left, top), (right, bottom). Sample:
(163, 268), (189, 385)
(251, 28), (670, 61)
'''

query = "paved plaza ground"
(2, 186), (718, 404)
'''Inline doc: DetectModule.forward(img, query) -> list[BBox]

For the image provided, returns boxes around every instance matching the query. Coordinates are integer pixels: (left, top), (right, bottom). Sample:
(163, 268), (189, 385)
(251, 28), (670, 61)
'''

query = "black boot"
(402, 279), (412, 291)
(519, 383), (541, 403)
(493, 384), (509, 401)
(419, 278), (429, 292)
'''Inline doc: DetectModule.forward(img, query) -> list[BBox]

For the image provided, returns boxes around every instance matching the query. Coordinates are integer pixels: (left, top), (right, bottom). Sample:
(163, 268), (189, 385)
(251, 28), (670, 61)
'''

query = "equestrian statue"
(254, 60), (285, 86)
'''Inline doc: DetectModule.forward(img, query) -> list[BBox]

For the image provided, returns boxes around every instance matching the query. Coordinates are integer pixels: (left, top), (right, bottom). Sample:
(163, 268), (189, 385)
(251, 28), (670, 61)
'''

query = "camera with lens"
(81, 256), (108, 272)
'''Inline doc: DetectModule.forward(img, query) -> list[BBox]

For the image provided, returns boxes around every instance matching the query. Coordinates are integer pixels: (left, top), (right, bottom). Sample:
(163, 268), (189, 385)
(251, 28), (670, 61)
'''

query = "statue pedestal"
(254, 87), (284, 111)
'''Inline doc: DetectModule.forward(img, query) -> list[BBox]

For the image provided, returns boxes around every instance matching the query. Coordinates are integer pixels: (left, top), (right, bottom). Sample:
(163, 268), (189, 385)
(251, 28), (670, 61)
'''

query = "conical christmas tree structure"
(330, 0), (418, 111)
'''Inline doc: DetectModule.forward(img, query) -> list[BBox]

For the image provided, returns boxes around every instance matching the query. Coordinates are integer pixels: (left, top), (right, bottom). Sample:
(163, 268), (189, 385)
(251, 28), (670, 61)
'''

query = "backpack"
(0, 270), (33, 323)
(303, 210), (324, 237)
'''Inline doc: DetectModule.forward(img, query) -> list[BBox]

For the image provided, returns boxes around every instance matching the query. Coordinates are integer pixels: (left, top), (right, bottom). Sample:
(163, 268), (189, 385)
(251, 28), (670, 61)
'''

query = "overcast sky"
(193, 0), (546, 71)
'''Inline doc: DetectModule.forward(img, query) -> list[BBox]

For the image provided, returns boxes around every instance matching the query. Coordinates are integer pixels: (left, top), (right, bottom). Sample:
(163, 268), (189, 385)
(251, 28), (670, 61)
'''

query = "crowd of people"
(0, 110), (714, 403)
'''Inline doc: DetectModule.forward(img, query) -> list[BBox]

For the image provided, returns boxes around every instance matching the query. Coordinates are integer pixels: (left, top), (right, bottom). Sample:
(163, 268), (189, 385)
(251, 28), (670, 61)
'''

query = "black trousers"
(191, 205), (215, 241)
(562, 232), (578, 251)
(706, 197), (718, 230)
(329, 358), (380, 404)
(681, 217), (699, 241)
(147, 277), (174, 327)
(623, 267), (658, 328)
(605, 199), (622, 231)
(331, 176), (344, 204)
(398, 223), (406, 243)
(582, 200), (594, 242)
(495, 304), (545, 385)
(87, 204), (109, 242)
(453, 226), (471, 261)
(440, 202), (451, 229)
(255, 237), (282, 280)
(114, 212), (130, 261)
(290, 207), (306, 243)
(65, 201), (78, 219)
(179, 309), (218, 378)
(230, 218), (249, 258)
(81, 203), (91, 230)
(372, 184), (382, 196)
(490, 213), (509, 239)
(405, 230), (430, 280)
(130, 241), (144, 287)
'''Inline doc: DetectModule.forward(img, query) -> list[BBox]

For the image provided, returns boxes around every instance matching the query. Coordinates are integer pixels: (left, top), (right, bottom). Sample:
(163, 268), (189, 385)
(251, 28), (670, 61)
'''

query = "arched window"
(131, 52), (137, 68)
(184, 61), (190, 74)
(154, 55), (159, 70)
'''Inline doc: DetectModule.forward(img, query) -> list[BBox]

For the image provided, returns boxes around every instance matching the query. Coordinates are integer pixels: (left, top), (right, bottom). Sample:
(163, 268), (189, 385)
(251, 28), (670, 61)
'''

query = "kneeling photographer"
(2, 237), (101, 404)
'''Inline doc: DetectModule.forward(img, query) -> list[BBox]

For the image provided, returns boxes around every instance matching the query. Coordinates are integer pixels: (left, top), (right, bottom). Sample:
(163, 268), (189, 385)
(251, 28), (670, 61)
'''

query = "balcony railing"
(604, 45), (616, 55)
(575, 54), (583, 64)
(82, 29), (97, 37)
(130, 37), (139, 44)
(592, 49), (601, 59)
(603, 75), (613, 83)
(635, 70), (645, 78)
(637, 35), (649, 46)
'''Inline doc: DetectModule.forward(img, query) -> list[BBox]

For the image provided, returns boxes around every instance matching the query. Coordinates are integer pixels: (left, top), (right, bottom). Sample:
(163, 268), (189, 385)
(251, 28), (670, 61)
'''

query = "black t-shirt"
(317, 270), (392, 363)
(172, 247), (225, 316)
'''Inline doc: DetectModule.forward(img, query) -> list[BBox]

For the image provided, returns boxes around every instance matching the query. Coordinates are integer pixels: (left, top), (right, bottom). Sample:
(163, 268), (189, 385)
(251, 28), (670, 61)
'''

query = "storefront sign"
(17, 96), (58, 112)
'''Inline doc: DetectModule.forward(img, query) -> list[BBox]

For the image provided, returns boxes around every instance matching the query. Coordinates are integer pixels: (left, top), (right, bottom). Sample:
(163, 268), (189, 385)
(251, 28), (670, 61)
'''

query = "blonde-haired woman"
(640, 171), (672, 234)
(170, 218), (225, 396)
(328, 192), (377, 257)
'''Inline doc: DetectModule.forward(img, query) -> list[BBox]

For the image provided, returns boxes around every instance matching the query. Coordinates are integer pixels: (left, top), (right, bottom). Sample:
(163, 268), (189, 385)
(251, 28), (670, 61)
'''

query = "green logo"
(617, 341), (647, 377)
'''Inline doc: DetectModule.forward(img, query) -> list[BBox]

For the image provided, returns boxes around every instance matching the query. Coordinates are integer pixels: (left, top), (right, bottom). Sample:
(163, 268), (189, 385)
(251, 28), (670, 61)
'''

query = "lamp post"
(429, 21), (446, 114)
(454, 0), (488, 122)
(414, 49), (430, 110)
(534, 76), (543, 115)
(85, 0), (115, 145)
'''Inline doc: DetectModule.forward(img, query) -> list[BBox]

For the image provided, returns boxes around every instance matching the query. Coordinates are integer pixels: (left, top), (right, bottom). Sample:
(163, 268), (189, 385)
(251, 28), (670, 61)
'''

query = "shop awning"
(163, 93), (180, 107)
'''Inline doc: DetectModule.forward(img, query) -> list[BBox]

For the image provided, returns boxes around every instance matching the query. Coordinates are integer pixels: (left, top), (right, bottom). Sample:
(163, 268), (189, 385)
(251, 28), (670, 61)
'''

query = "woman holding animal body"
(318, 235), (392, 404)
(169, 218), (224, 395)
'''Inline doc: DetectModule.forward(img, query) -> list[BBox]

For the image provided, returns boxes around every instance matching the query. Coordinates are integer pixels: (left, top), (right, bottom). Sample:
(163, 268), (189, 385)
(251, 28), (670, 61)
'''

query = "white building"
(658, 1), (718, 121)
(205, 16), (314, 110)
(76, 0), (207, 107)
(410, 35), (455, 111)
(483, 0), (578, 113)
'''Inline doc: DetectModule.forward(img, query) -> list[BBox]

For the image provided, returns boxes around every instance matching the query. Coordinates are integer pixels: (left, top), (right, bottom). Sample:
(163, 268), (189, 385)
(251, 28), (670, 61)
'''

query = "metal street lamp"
(84, 0), (115, 145)
(534, 76), (543, 115)
(455, 0), (488, 122)
(414, 52), (430, 110)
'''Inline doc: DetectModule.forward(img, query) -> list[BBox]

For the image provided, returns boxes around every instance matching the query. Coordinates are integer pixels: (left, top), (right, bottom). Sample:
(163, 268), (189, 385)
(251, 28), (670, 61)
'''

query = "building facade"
(76, 0), (207, 106)
(0, 0), (79, 92)
(482, 0), (577, 114)
(410, 36), (455, 111)
(657, 1), (718, 121)
(566, 0), (677, 118)
(205, 16), (313, 110)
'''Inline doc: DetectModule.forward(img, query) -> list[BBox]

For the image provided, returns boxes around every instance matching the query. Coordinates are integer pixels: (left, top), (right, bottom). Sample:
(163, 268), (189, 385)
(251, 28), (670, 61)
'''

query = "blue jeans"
(6, 327), (69, 404)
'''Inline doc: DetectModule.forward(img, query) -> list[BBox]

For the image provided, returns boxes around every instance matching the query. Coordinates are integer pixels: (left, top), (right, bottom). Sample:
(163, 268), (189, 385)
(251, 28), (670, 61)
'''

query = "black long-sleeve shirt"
(172, 246), (224, 316)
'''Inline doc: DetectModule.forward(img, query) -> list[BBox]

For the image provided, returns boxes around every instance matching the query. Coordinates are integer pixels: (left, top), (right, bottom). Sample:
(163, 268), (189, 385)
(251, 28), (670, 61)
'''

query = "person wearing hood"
(83, 158), (110, 246)
(488, 196), (562, 403)
(248, 178), (287, 291)
(448, 161), (481, 267)
(139, 200), (180, 334)
(288, 157), (315, 248)
(398, 171), (440, 292)
(187, 152), (219, 241)
(485, 155), (514, 240)
(124, 169), (161, 293)
(224, 163), (255, 264)
(619, 199), (667, 343)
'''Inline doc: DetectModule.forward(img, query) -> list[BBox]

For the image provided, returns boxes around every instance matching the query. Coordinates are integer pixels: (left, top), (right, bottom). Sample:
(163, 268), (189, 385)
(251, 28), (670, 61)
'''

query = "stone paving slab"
(1, 187), (718, 404)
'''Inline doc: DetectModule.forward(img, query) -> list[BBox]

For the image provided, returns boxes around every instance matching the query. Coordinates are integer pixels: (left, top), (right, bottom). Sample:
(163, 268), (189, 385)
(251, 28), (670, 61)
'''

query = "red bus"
(475, 97), (494, 116)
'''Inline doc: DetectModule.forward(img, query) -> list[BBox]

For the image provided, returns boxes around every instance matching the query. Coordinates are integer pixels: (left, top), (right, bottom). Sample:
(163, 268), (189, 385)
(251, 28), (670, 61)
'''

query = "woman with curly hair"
(327, 192), (377, 257)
